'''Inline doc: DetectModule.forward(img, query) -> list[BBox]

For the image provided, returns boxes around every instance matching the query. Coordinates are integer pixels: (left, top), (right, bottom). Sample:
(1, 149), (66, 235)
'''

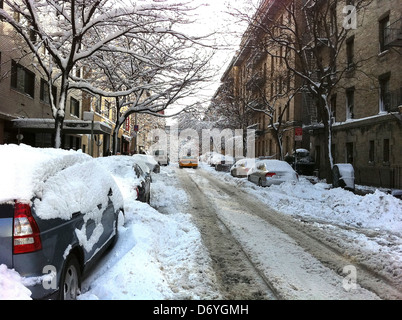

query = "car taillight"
(265, 172), (276, 179)
(135, 187), (140, 200)
(13, 202), (42, 254)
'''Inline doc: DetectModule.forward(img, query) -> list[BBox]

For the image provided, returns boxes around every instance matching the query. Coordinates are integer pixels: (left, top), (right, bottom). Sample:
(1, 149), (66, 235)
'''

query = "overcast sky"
(165, 0), (260, 120)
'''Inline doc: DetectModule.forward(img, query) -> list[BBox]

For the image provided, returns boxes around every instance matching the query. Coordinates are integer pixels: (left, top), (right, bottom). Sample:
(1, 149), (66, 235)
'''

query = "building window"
(346, 36), (355, 69)
(346, 87), (355, 119)
(40, 79), (57, 105)
(379, 15), (390, 52)
(379, 73), (391, 112)
(10, 61), (35, 98)
(383, 139), (390, 164)
(369, 140), (375, 163)
(346, 142), (354, 164)
(70, 97), (80, 117)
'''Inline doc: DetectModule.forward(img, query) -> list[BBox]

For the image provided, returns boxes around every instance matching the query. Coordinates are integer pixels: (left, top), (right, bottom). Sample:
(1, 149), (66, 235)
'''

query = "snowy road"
(75, 163), (402, 300)
(177, 166), (402, 300)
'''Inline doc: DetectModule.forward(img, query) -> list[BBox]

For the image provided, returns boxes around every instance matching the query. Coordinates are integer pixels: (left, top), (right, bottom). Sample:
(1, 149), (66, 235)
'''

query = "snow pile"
(262, 179), (402, 235)
(0, 144), (90, 203)
(204, 164), (402, 236)
(79, 166), (220, 300)
(0, 265), (32, 300)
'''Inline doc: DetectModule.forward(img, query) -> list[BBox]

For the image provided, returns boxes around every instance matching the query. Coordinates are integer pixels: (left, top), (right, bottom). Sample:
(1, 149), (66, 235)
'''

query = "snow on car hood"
(0, 144), (90, 204)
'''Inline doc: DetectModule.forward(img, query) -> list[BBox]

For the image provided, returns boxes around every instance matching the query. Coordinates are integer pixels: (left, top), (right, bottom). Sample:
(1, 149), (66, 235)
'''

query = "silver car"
(247, 159), (298, 187)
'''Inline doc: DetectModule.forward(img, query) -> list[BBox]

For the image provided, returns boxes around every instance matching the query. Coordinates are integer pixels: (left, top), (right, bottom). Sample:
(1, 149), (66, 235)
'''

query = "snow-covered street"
(79, 163), (402, 300)
(2, 161), (402, 300)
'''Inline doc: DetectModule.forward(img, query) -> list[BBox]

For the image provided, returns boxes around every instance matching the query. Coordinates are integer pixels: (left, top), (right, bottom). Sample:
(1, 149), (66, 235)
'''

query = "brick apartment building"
(0, 2), (133, 156)
(215, 0), (401, 188)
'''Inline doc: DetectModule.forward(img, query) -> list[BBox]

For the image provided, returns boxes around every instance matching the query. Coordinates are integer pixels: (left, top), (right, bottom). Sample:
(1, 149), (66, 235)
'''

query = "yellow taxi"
(179, 154), (198, 169)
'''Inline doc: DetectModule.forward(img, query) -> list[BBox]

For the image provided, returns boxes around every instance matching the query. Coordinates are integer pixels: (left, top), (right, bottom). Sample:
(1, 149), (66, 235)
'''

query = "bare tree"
(229, 0), (374, 181)
(0, 0), (213, 149)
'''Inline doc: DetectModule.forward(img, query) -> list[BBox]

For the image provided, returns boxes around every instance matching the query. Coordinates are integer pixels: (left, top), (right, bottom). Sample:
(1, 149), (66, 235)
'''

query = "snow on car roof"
(258, 159), (295, 171)
(34, 160), (123, 221)
(0, 144), (90, 203)
(94, 155), (144, 202)
(132, 154), (158, 166)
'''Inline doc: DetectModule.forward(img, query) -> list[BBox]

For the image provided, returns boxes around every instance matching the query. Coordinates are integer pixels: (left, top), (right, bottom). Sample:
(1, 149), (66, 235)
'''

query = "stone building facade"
(216, 0), (401, 188)
(0, 2), (133, 156)
(312, 0), (402, 188)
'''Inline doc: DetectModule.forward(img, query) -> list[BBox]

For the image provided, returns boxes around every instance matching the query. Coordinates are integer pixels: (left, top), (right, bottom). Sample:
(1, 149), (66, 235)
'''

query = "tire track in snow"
(194, 168), (402, 300)
(177, 168), (279, 300)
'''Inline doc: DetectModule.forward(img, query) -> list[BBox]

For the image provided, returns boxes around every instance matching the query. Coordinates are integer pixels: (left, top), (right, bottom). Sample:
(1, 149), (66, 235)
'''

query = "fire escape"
(385, 17), (402, 48)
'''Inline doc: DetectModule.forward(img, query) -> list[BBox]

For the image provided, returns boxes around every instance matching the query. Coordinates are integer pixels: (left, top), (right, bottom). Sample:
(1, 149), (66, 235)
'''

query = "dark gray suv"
(0, 144), (124, 300)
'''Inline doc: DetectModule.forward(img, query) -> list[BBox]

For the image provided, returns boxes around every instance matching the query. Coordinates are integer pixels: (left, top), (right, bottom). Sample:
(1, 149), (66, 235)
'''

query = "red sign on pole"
(295, 127), (303, 141)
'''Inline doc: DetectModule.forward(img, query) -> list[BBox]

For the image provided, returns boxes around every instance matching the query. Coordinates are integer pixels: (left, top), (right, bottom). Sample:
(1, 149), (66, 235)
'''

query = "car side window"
(133, 165), (141, 178)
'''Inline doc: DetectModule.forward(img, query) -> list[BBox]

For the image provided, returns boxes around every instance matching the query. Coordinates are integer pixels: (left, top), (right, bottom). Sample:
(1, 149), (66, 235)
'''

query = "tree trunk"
(318, 95), (334, 183)
(54, 115), (64, 149)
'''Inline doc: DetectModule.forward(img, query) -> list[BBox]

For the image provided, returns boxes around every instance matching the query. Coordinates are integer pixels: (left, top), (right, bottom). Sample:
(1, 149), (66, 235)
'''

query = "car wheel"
(59, 255), (81, 300)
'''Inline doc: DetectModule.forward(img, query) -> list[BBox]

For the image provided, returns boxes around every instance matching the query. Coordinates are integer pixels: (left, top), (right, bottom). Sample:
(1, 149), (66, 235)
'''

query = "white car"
(247, 159), (298, 187)
(230, 158), (256, 178)
(152, 149), (169, 166)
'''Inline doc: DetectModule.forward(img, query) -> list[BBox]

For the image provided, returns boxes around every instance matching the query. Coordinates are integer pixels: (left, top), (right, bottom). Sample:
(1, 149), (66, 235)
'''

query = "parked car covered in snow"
(0, 144), (124, 300)
(284, 148), (315, 176)
(96, 155), (151, 204)
(247, 159), (298, 187)
(230, 158), (256, 178)
(132, 154), (160, 174)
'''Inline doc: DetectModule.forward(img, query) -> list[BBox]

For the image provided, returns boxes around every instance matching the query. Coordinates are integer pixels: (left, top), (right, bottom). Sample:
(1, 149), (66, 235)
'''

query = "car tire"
(59, 254), (81, 300)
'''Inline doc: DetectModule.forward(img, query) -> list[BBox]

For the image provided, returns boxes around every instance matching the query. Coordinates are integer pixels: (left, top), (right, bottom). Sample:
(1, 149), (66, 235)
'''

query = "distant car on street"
(179, 151), (199, 169)
(0, 144), (124, 300)
(230, 158), (256, 178)
(247, 159), (299, 187)
(152, 149), (169, 166)
(285, 148), (315, 176)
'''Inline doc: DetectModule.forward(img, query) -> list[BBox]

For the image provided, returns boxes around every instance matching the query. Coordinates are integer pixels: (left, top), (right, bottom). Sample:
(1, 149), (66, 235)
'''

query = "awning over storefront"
(12, 118), (112, 135)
